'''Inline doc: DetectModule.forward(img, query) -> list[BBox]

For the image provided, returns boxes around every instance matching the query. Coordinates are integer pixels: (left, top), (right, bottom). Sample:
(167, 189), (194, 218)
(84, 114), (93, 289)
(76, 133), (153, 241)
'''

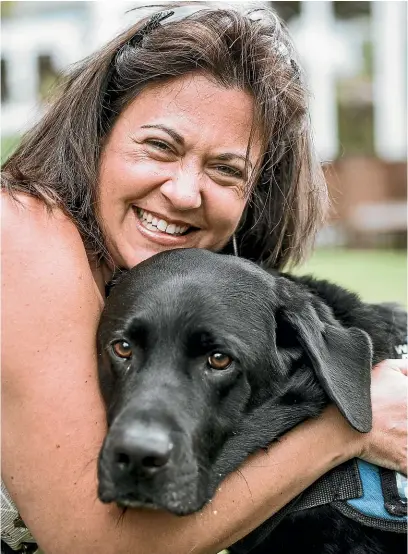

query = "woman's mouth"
(133, 207), (199, 247)
(136, 208), (191, 236)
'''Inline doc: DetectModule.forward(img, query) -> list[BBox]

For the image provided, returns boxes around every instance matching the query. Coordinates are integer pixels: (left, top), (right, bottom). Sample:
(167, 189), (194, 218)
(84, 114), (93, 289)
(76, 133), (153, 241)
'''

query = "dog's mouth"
(99, 482), (162, 509)
(116, 497), (160, 510)
(99, 485), (205, 516)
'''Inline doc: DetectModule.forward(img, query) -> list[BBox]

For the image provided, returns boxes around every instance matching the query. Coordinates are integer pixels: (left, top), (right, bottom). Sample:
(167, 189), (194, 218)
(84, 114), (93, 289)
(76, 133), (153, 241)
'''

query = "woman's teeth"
(137, 208), (190, 236)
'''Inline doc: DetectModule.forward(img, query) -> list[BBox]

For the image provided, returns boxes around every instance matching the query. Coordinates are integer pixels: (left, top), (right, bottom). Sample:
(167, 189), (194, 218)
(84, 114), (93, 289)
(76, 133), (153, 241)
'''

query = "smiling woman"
(97, 73), (259, 267)
(1, 3), (407, 554)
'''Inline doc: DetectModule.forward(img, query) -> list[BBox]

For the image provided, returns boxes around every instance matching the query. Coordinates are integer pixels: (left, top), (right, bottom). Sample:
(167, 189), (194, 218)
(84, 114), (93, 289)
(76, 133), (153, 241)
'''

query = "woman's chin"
(108, 229), (228, 270)
(118, 241), (190, 269)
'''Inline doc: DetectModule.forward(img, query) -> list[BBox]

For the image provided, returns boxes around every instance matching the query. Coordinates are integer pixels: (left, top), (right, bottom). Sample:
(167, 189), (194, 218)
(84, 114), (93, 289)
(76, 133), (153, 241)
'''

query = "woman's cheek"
(215, 186), (247, 223)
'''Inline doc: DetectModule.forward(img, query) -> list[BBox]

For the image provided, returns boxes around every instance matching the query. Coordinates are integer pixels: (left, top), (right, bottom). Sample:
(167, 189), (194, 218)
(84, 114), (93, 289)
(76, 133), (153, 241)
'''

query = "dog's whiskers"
(115, 507), (128, 528)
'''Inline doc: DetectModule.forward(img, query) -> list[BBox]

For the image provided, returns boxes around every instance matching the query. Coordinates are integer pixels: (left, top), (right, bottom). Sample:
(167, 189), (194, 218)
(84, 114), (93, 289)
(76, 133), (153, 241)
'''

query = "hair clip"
(126, 4), (213, 47)
(128, 10), (174, 47)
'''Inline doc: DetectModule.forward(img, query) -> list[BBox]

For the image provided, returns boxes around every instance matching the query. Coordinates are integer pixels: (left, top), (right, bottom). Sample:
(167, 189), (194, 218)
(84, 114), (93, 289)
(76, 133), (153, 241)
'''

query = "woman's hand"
(356, 359), (407, 474)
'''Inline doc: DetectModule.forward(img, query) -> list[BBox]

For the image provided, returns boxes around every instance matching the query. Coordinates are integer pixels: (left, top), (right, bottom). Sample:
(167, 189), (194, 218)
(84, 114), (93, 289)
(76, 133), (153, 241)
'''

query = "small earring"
(232, 234), (239, 257)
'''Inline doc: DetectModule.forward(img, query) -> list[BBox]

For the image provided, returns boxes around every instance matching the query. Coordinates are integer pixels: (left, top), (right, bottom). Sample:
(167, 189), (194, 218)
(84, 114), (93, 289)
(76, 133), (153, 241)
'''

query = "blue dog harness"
(280, 458), (407, 534)
(331, 460), (407, 532)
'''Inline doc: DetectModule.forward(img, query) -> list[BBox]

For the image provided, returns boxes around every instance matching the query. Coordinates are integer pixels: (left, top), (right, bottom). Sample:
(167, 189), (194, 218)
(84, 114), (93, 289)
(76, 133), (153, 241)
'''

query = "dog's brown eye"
(112, 340), (132, 359)
(207, 352), (232, 370)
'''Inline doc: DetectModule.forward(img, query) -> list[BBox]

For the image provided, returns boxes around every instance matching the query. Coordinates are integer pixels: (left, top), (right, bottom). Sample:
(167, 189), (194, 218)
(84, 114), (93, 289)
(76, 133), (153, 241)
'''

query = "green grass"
(293, 248), (407, 307)
(1, 135), (20, 164)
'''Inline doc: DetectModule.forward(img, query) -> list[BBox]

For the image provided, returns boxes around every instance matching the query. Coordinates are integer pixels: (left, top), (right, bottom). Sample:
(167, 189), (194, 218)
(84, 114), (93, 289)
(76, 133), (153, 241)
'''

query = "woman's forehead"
(117, 72), (263, 158)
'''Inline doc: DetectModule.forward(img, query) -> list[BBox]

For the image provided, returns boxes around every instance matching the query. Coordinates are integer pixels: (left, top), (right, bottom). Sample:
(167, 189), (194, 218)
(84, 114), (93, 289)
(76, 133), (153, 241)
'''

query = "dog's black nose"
(112, 424), (173, 475)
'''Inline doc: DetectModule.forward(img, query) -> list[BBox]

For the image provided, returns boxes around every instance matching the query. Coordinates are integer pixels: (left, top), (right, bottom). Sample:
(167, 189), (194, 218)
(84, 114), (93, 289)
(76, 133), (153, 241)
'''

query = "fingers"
(374, 359), (408, 376)
(394, 359), (408, 377)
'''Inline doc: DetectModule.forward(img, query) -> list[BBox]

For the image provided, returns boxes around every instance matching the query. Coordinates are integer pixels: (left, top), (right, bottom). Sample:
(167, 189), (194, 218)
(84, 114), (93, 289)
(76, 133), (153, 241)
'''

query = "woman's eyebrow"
(140, 124), (184, 146)
(140, 124), (252, 169)
(215, 152), (253, 170)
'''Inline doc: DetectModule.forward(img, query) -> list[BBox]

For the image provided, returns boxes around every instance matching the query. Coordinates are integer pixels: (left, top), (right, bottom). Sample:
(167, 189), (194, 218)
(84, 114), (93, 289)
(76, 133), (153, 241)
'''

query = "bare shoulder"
(2, 192), (102, 310)
(2, 192), (90, 271)
(1, 192), (104, 384)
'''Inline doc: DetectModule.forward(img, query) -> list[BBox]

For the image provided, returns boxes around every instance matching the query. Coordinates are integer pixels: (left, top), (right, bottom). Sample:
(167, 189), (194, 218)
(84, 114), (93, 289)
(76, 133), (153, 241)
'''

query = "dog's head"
(97, 249), (372, 515)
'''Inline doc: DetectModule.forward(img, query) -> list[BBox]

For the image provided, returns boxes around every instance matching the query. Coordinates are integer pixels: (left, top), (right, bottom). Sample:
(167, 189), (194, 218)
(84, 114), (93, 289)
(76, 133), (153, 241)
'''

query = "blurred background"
(1, 0), (407, 305)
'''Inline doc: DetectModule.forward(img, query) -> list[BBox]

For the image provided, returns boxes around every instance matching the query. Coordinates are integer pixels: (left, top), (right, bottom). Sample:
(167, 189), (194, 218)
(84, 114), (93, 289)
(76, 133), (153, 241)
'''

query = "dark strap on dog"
(232, 461), (407, 552)
(380, 467), (408, 517)
(230, 460), (364, 552)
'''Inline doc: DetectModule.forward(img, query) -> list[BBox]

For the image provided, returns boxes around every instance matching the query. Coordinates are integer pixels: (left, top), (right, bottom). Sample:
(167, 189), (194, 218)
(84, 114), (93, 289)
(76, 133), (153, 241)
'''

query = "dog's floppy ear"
(281, 304), (373, 433)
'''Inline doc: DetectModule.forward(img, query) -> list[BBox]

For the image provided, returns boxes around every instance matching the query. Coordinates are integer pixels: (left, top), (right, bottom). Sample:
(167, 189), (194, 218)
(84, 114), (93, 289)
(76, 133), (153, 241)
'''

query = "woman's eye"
(112, 340), (132, 359)
(214, 165), (243, 179)
(146, 140), (172, 152)
(207, 352), (233, 370)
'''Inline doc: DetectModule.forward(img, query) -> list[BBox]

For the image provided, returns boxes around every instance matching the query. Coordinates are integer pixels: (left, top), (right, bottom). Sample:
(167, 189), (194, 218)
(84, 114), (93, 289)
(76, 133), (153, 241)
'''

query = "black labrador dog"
(97, 248), (407, 554)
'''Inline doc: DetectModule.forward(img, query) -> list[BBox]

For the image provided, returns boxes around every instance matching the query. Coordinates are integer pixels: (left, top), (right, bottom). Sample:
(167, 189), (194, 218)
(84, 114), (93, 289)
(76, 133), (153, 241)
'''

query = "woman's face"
(98, 72), (262, 269)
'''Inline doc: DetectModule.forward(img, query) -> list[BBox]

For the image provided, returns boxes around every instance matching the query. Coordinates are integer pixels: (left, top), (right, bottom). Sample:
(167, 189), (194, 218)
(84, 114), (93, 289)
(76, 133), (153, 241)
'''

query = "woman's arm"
(2, 196), (405, 554)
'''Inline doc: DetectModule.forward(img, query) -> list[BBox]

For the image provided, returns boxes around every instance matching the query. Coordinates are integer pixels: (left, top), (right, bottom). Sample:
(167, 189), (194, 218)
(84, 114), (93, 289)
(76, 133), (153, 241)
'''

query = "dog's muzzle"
(98, 417), (207, 515)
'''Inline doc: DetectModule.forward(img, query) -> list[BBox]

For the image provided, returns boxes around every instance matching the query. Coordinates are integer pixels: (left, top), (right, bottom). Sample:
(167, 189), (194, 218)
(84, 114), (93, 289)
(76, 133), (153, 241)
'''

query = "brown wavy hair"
(2, 2), (328, 269)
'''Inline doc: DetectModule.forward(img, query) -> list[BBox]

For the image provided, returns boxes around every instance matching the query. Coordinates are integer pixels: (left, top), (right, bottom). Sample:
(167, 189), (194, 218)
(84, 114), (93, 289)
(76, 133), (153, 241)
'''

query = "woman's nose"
(160, 167), (202, 210)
